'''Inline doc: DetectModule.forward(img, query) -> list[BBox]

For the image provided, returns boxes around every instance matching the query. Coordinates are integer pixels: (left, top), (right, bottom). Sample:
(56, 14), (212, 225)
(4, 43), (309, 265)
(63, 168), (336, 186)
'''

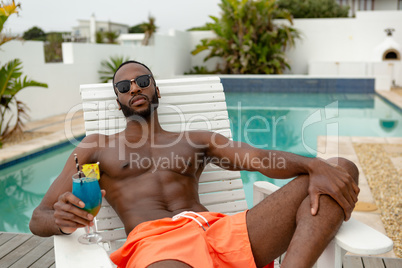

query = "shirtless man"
(30, 61), (359, 268)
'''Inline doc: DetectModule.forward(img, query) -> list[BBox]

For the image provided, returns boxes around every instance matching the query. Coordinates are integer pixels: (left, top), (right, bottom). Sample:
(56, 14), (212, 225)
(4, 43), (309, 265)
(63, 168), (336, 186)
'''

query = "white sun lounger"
(54, 76), (393, 268)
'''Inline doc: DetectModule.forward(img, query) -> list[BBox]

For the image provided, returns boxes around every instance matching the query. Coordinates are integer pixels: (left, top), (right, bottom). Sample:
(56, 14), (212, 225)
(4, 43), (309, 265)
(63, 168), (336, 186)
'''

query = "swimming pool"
(0, 92), (401, 233)
(226, 92), (401, 206)
(0, 144), (75, 233)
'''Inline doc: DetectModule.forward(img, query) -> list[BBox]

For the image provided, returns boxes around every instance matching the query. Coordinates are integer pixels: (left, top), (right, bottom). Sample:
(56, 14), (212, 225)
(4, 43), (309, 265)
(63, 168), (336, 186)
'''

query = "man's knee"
(327, 157), (359, 185)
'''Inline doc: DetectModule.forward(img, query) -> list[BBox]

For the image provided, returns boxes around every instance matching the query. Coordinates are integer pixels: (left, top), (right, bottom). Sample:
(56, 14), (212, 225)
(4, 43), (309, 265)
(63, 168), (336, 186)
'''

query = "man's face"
(114, 63), (160, 120)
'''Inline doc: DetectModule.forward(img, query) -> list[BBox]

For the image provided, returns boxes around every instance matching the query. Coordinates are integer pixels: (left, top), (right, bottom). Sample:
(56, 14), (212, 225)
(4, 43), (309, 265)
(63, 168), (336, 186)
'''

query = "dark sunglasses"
(114, 74), (153, 93)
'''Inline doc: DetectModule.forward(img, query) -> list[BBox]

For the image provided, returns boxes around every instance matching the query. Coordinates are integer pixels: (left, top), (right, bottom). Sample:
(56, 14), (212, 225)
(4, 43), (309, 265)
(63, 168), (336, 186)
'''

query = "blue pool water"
(226, 92), (401, 206)
(0, 92), (401, 233)
(0, 144), (75, 233)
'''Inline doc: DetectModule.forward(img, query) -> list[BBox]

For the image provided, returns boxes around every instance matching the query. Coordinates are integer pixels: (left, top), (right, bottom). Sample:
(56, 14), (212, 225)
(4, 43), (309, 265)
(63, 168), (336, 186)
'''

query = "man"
(30, 61), (359, 268)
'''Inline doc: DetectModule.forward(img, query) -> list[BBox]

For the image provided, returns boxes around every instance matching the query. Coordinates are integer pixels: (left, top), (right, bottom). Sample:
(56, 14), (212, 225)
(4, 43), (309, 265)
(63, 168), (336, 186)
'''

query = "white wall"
(0, 30), (193, 122)
(285, 11), (402, 74)
(287, 11), (402, 90)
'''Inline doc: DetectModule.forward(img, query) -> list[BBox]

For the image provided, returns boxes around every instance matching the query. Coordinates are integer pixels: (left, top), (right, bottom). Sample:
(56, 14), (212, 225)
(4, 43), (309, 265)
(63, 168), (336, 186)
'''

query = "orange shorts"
(110, 211), (274, 268)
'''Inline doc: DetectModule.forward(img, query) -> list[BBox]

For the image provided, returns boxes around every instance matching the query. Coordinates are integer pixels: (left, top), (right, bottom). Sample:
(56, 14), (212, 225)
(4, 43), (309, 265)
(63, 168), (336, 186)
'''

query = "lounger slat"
(155, 76), (221, 86)
(161, 120), (231, 132)
(97, 217), (125, 230)
(79, 77), (221, 95)
(81, 92), (225, 105)
(199, 170), (241, 183)
(205, 200), (248, 214)
(84, 119), (230, 134)
(154, 83), (223, 95)
(84, 111), (229, 130)
(85, 128), (232, 139)
(158, 102), (228, 115)
(99, 229), (127, 242)
(203, 164), (224, 172)
(82, 102), (228, 117)
(96, 206), (119, 219)
(84, 110), (228, 124)
(199, 189), (246, 206)
(80, 83), (223, 101)
(198, 179), (244, 194)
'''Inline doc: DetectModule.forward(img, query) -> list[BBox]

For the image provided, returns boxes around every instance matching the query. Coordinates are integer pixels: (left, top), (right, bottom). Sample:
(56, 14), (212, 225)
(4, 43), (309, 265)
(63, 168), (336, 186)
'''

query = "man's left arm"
(203, 132), (359, 220)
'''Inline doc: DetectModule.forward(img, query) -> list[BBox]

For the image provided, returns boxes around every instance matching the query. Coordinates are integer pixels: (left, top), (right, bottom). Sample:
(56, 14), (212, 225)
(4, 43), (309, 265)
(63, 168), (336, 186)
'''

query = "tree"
(277, 0), (349, 18)
(129, 23), (146, 33)
(0, 1), (48, 147)
(192, 0), (300, 74)
(23, 26), (46, 41)
(141, 15), (158, 46)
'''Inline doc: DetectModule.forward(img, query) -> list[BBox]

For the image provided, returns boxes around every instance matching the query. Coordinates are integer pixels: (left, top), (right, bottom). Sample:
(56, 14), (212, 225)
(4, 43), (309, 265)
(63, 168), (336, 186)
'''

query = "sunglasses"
(114, 74), (153, 93)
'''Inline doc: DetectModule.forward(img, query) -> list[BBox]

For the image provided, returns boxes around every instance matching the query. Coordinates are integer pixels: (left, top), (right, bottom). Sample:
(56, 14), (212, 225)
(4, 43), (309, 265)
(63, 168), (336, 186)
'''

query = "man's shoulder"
(182, 130), (228, 145)
(184, 130), (214, 139)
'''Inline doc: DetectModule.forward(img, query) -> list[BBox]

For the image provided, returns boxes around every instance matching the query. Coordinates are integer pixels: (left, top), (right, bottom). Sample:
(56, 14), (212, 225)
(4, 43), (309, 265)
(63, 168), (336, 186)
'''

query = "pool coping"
(0, 112), (86, 168)
(376, 90), (402, 111)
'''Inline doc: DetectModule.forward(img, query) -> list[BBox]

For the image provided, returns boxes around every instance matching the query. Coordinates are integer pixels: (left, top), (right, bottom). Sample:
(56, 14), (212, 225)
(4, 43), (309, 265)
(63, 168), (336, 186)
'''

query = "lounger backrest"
(80, 77), (247, 250)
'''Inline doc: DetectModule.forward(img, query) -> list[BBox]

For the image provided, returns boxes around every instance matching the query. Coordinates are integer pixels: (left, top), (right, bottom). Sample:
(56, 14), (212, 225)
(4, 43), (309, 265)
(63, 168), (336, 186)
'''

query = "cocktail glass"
(72, 173), (102, 244)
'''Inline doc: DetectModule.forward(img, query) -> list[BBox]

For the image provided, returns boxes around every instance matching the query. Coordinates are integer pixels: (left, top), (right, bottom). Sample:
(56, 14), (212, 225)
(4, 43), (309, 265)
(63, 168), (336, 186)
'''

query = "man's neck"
(124, 111), (164, 138)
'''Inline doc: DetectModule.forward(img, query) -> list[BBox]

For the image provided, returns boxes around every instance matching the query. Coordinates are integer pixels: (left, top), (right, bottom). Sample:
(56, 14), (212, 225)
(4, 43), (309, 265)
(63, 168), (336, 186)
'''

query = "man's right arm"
(29, 135), (100, 237)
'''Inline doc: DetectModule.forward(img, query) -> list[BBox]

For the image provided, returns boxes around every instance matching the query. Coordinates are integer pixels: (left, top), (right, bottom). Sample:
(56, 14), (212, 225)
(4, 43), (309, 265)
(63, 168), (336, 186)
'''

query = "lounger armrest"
(252, 181), (394, 256)
(54, 228), (113, 268)
(253, 181), (280, 206)
(335, 218), (393, 255)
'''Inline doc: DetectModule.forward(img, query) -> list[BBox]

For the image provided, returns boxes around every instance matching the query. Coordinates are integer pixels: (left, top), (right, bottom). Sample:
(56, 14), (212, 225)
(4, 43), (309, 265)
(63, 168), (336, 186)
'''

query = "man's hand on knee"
(307, 157), (360, 221)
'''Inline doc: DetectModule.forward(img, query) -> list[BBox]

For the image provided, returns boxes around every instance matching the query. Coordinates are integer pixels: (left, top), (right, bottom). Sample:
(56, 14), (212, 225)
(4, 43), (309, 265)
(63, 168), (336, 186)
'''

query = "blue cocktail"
(72, 173), (102, 244)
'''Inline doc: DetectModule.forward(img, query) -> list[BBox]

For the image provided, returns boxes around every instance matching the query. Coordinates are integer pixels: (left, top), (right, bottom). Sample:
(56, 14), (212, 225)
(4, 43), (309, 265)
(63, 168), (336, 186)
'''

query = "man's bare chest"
(98, 139), (207, 180)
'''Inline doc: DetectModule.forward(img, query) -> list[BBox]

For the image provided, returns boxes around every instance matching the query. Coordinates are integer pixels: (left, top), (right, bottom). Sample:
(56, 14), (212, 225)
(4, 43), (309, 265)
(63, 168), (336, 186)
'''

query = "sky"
(5, 0), (222, 35)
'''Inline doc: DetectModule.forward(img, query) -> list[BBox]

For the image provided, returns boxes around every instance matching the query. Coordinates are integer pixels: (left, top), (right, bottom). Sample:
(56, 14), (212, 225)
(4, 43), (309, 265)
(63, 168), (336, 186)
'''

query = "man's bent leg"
(147, 260), (192, 268)
(247, 157), (359, 268)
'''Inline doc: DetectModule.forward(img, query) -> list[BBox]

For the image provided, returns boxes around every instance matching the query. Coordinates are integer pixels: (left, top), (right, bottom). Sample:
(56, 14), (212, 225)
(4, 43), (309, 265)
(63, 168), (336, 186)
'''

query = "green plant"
(98, 55), (130, 83)
(277, 0), (349, 18)
(184, 66), (217, 75)
(104, 31), (119, 44)
(0, 1), (48, 147)
(0, 59), (48, 144)
(0, 0), (19, 45)
(95, 31), (104, 43)
(44, 32), (64, 62)
(129, 23), (146, 33)
(191, 0), (300, 74)
(22, 26), (46, 41)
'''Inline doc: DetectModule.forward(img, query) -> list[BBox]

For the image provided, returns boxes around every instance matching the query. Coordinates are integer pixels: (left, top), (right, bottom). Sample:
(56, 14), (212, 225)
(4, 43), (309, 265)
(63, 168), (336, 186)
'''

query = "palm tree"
(0, 1), (48, 147)
(141, 15), (158, 46)
(98, 55), (130, 83)
(192, 0), (300, 74)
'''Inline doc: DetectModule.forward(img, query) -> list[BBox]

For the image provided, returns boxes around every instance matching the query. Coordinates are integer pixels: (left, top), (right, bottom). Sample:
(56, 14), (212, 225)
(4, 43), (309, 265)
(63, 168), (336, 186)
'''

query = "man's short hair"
(112, 60), (153, 95)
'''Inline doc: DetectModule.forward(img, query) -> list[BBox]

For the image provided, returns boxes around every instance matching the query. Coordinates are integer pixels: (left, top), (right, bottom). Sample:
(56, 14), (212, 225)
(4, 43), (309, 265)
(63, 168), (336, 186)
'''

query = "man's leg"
(247, 157), (359, 268)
